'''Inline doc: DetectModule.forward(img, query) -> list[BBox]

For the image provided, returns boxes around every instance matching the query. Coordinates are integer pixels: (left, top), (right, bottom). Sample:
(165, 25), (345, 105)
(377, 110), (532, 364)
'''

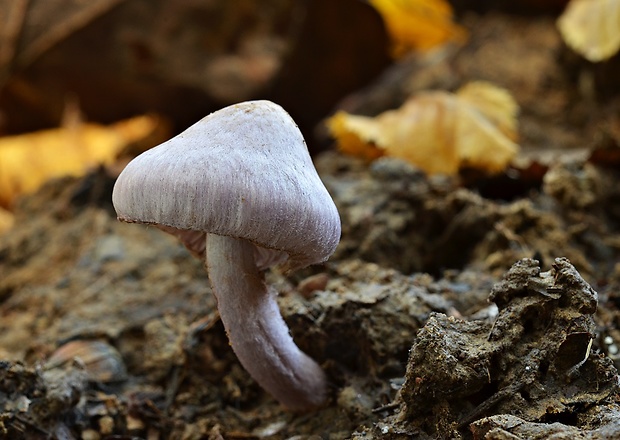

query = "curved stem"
(206, 233), (327, 411)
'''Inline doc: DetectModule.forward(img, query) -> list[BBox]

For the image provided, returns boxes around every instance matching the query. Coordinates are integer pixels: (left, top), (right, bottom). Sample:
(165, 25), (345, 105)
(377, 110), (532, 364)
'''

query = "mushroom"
(112, 100), (341, 411)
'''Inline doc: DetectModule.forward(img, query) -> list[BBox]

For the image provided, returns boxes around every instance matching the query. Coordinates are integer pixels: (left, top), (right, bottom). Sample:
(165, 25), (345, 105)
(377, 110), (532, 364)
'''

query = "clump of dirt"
(385, 258), (619, 438)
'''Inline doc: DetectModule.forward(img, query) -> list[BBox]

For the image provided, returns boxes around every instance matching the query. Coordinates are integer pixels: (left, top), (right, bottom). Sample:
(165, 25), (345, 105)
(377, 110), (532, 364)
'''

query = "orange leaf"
(0, 115), (160, 209)
(326, 112), (384, 161)
(370, 0), (468, 57)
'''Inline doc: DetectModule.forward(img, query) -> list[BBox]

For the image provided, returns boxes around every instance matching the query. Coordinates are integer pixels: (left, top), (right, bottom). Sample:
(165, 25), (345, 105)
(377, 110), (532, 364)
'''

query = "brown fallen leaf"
(369, 0), (467, 57)
(557, 0), (620, 62)
(0, 114), (161, 209)
(327, 82), (519, 175)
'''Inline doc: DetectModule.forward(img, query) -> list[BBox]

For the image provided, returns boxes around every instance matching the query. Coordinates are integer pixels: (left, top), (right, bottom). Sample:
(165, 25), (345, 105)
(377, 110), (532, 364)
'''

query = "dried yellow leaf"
(557, 0), (620, 62)
(327, 82), (519, 175)
(370, 0), (468, 57)
(456, 81), (519, 141)
(0, 115), (159, 209)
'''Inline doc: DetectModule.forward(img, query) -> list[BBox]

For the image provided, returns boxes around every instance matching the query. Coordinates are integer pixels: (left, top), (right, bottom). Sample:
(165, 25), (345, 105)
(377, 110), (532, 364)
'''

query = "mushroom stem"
(206, 233), (327, 411)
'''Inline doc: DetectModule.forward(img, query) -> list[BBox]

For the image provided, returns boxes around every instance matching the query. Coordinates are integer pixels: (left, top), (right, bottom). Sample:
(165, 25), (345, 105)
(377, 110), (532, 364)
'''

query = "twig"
(372, 401), (400, 413)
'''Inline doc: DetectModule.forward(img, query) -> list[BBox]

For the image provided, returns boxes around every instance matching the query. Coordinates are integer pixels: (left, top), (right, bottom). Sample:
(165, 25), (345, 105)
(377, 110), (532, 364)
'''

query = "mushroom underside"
(155, 225), (289, 270)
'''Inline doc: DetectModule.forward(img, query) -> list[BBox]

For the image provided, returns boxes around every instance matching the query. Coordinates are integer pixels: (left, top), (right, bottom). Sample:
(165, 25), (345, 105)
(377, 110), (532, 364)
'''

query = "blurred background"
(1, 0), (619, 231)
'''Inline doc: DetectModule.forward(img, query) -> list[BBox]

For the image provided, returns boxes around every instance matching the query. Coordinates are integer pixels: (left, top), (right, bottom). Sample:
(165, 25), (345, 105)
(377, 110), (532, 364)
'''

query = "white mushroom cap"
(112, 100), (341, 270)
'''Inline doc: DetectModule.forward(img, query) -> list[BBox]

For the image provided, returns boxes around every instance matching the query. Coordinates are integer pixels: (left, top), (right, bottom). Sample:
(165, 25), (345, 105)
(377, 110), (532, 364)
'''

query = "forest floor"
(1, 8), (620, 440)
